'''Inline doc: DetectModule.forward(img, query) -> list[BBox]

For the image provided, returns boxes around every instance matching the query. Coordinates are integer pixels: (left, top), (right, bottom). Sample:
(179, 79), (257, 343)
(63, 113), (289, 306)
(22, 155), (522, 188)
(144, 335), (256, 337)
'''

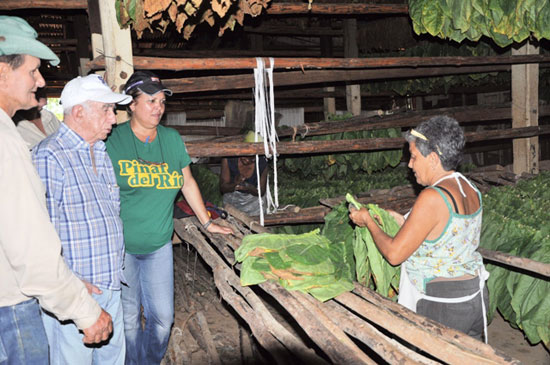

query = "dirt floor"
(163, 243), (549, 364)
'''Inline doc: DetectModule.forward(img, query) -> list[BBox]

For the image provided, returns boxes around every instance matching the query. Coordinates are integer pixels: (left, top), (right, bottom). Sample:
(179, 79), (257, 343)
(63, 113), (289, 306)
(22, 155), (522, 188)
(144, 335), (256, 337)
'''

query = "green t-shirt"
(106, 122), (191, 254)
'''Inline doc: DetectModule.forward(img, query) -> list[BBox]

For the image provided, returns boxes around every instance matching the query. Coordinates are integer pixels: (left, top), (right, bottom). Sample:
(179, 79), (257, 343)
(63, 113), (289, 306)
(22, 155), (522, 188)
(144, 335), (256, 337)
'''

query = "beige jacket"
(16, 108), (61, 149)
(0, 108), (100, 329)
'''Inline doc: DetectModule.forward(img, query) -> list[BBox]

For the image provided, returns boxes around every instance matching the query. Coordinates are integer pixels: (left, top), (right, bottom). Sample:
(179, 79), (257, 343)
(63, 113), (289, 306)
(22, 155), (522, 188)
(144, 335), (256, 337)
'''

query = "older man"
(32, 74), (131, 364)
(0, 16), (113, 364)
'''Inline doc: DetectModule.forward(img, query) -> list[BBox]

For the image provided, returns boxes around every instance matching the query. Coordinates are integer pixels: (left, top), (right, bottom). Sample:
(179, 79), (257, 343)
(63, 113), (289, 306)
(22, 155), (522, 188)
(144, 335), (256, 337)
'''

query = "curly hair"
(404, 115), (465, 171)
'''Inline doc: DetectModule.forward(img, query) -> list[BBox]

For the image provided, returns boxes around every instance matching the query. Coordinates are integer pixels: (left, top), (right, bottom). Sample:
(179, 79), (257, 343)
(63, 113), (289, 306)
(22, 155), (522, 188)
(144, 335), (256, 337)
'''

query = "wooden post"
(97, 0), (133, 123)
(344, 19), (361, 116)
(320, 21), (336, 119)
(511, 41), (539, 174)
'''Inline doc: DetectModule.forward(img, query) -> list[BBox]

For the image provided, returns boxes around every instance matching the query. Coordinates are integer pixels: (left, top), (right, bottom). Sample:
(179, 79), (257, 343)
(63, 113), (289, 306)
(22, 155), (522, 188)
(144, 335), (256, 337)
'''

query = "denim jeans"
(0, 299), (48, 365)
(42, 289), (125, 365)
(122, 242), (174, 365)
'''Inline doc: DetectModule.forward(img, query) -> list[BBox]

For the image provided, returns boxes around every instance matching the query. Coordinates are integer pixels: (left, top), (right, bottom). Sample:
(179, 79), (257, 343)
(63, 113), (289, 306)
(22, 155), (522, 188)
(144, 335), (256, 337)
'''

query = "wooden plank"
(185, 125), (550, 157)
(0, 0), (87, 9)
(261, 282), (375, 364)
(88, 55), (550, 72)
(266, 3), (409, 14)
(338, 287), (520, 364)
(512, 42), (539, 175)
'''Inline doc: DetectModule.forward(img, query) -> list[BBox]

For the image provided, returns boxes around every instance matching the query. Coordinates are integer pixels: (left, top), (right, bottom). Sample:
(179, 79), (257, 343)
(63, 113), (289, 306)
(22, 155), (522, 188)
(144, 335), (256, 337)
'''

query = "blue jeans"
(0, 299), (48, 365)
(42, 289), (125, 365)
(122, 242), (174, 365)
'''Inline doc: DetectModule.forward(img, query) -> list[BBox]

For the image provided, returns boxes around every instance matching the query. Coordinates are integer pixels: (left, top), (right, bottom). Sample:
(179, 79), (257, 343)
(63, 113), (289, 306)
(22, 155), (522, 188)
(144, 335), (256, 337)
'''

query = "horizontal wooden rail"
(88, 55), (550, 72)
(478, 248), (550, 277)
(185, 125), (550, 157)
(0, 0), (87, 9)
(266, 3), (409, 15)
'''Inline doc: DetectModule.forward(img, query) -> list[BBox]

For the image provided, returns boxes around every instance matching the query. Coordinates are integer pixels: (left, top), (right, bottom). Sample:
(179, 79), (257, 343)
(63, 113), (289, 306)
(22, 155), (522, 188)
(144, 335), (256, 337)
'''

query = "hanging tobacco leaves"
(409, 0), (550, 47)
(346, 194), (401, 299)
(480, 171), (550, 346)
(115, 0), (271, 39)
(283, 115), (403, 182)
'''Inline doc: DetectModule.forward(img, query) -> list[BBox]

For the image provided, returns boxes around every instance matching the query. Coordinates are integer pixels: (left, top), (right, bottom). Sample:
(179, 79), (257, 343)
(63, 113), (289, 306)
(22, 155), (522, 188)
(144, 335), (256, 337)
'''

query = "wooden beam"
(265, 3), (409, 14)
(244, 25), (342, 37)
(88, 55), (550, 72)
(162, 65), (512, 93)
(132, 48), (337, 58)
(0, 0), (87, 9)
(169, 126), (242, 137)
(185, 125), (550, 157)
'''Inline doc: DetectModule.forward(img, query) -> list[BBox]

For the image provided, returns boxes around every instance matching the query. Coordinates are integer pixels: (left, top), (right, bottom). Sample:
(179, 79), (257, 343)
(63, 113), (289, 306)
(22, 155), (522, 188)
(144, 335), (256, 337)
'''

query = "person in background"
(32, 74), (132, 364)
(349, 115), (489, 341)
(0, 16), (112, 364)
(15, 87), (61, 149)
(106, 70), (233, 364)
(220, 131), (268, 216)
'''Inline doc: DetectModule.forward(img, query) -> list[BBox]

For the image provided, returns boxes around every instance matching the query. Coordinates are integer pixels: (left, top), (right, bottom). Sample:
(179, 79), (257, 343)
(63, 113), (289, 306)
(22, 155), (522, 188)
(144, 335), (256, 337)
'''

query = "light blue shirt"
(32, 123), (124, 290)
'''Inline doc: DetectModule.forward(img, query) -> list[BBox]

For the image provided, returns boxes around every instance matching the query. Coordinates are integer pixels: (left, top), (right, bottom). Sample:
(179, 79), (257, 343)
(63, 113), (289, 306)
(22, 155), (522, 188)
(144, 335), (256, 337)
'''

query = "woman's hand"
(348, 206), (372, 227)
(207, 222), (233, 235)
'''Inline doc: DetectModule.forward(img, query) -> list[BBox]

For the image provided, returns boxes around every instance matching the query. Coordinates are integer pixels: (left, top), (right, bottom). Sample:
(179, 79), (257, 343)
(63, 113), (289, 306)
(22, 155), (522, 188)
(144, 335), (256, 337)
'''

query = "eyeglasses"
(132, 130), (166, 166)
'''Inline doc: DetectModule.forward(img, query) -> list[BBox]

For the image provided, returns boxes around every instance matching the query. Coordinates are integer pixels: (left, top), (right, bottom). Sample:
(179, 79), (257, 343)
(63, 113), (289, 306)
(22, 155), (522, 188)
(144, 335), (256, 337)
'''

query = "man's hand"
(82, 309), (112, 344)
(82, 279), (102, 295)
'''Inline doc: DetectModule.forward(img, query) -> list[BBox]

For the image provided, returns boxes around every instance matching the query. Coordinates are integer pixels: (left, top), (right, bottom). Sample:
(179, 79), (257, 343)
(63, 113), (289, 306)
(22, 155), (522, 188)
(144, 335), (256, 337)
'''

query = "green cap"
(0, 16), (60, 66)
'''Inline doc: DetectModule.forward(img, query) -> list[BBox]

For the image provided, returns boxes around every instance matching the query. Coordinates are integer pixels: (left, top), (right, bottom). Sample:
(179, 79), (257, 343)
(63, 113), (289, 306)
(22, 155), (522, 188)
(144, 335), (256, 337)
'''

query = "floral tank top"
(404, 173), (484, 293)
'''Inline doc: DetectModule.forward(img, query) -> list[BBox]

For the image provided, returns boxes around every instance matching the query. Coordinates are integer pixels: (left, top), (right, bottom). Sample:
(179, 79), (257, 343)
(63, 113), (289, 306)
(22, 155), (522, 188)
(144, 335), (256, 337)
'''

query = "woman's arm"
(349, 188), (445, 265)
(182, 166), (233, 235)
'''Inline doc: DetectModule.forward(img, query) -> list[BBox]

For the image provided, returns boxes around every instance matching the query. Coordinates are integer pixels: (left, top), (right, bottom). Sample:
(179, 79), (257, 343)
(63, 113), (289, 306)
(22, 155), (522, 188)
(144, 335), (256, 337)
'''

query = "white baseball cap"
(60, 74), (132, 111)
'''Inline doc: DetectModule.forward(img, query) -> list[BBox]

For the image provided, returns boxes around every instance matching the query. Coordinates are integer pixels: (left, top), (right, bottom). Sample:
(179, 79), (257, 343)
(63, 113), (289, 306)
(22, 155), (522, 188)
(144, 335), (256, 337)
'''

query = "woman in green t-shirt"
(106, 71), (232, 365)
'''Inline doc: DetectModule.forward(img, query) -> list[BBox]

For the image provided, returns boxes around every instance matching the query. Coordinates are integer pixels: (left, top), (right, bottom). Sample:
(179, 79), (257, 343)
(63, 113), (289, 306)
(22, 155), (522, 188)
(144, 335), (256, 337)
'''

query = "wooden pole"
(97, 0), (133, 122)
(88, 54), (550, 71)
(344, 19), (361, 116)
(512, 41), (539, 175)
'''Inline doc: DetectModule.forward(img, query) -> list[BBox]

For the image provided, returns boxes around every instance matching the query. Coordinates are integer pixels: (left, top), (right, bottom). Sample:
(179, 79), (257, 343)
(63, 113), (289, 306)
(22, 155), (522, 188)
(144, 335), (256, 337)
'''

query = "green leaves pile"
(283, 126), (403, 180)
(235, 225), (355, 302)
(235, 195), (402, 302)
(409, 0), (550, 47)
(346, 194), (401, 299)
(480, 171), (550, 345)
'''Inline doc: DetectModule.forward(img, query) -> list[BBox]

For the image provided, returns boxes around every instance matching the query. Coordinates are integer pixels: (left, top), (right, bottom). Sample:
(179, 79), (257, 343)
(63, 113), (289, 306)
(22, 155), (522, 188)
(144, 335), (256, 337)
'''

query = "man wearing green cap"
(0, 15), (113, 363)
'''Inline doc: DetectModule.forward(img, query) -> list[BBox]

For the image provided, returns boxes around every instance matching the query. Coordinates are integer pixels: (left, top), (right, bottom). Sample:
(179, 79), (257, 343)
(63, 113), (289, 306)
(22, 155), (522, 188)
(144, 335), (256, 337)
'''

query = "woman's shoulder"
(158, 124), (183, 140)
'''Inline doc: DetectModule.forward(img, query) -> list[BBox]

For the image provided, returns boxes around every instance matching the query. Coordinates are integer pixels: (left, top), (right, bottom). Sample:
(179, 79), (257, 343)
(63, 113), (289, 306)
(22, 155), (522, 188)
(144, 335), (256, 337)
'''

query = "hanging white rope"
(253, 57), (279, 225)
